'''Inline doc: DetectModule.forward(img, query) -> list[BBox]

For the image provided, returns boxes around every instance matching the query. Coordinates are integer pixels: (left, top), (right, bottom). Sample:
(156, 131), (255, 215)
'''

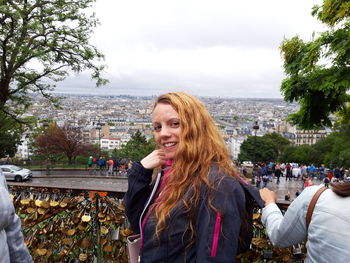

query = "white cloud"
(55, 0), (326, 98)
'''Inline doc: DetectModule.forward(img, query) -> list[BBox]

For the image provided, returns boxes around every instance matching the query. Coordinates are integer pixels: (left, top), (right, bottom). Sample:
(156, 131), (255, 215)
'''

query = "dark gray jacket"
(124, 162), (263, 263)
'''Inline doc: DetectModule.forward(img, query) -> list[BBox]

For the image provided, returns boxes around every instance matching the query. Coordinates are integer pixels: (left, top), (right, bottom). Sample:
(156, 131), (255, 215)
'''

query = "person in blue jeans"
(261, 165), (268, 187)
(253, 165), (262, 188)
(263, 174), (269, 188)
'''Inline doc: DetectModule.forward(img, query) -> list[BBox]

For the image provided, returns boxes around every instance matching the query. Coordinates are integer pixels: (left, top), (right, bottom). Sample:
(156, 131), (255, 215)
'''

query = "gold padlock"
(81, 214), (91, 222)
(100, 226), (109, 235)
(79, 253), (88, 261)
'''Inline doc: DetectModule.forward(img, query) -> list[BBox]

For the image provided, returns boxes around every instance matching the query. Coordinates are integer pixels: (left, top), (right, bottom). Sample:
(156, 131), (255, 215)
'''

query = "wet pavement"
(254, 176), (324, 205)
(7, 173), (128, 194)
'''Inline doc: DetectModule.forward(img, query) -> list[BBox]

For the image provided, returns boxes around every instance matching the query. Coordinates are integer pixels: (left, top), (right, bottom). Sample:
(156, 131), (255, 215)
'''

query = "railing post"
(95, 193), (102, 263)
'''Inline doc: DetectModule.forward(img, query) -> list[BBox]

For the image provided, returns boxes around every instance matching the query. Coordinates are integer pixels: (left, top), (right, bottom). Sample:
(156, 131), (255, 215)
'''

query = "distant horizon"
(43, 91), (287, 101)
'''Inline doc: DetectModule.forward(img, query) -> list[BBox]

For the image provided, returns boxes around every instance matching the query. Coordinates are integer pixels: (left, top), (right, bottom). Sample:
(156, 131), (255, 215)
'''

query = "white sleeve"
(261, 186), (321, 248)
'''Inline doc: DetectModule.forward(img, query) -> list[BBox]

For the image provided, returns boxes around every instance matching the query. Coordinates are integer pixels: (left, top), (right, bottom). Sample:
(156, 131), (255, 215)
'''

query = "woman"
(260, 183), (350, 263)
(0, 169), (33, 262)
(125, 92), (262, 262)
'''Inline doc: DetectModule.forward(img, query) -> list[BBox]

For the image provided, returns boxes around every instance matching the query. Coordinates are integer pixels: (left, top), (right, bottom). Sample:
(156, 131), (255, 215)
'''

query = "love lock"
(81, 214), (91, 222)
(293, 244), (304, 258)
(263, 249), (273, 259)
(110, 227), (120, 240)
(79, 253), (88, 261)
(101, 225), (109, 235)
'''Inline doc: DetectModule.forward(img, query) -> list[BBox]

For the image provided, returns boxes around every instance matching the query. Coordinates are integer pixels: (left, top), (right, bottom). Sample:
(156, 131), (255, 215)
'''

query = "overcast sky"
(54, 0), (326, 98)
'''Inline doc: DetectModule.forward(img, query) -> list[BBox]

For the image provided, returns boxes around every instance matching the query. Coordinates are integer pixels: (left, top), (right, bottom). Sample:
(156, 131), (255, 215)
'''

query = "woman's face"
(152, 103), (181, 160)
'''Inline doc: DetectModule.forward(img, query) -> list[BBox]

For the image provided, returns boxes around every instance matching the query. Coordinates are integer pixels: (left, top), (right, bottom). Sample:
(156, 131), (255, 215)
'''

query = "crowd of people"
(87, 155), (132, 175)
(247, 162), (350, 189)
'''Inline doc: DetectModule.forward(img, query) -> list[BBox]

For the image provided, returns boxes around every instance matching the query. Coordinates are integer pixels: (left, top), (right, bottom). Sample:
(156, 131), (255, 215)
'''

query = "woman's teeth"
(164, 142), (176, 147)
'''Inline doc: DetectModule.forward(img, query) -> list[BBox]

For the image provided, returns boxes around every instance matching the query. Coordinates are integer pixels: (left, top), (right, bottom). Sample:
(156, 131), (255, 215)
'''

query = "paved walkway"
(9, 171), (326, 205)
(255, 176), (324, 205)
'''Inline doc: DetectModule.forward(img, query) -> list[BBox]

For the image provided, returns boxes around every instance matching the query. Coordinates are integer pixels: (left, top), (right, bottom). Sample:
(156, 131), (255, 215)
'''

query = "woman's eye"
(153, 125), (161, 131)
(171, 122), (180, 127)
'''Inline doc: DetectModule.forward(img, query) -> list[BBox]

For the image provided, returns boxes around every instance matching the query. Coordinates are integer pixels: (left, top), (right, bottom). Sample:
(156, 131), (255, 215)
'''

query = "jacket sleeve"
(6, 213), (33, 263)
(0, 174), (33, 263)
(261, 185), (321, 248)
(195, 176), (245, 263)
(124, 162), (153, 233)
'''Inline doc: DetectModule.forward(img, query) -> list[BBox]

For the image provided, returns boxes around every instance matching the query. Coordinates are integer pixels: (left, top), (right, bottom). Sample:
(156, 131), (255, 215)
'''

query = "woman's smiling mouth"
(164, 142), (177, 148)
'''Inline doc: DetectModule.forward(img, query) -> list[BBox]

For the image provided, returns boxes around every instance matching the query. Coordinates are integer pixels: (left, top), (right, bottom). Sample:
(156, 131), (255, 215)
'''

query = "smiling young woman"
(124, 92), (263, 263)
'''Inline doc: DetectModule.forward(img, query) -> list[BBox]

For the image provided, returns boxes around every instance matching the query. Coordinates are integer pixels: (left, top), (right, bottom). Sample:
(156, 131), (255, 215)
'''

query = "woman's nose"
(160, 126), (171, 137)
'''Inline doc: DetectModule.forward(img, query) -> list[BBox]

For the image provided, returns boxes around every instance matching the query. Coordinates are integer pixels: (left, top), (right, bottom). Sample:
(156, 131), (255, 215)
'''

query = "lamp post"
(253, 121), (259, 165)
(25, 134), (30, 164)
(42, 122), (50, 175)
(96, 125), (102, 151)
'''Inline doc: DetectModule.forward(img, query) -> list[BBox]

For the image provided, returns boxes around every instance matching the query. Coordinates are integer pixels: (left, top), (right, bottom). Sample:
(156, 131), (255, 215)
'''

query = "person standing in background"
(274, 163), (281, 184)
(107, 157), (114, 176)
(87, 156), (93, 167)
(285, 163), (292, 181)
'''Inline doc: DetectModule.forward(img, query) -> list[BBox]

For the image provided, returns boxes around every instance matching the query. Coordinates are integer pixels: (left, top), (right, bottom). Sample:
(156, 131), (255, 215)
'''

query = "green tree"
(334, 102), (350, 129)
(278, 128), (350, 167)
(280, 0), (350, 129)
(114, 130), (155, 161)
(311, 132), (337, 165)
(284, 144), (318, 165)
(264, 132), (291, 159)
(278, 146), (296, 164)
(317, 128), (350, 167)
(239, 136), (273, 163)
(0, 0), (107, 121)
(239, 132), (291, 163)
(0, 112), (23, 158)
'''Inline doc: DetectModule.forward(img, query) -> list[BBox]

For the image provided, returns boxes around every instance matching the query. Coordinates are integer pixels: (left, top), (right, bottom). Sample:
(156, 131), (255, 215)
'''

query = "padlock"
(110, 227), (120, 240)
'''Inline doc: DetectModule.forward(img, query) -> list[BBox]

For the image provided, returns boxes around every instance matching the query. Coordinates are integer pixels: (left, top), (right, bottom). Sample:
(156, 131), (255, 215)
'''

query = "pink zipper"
(210, 212), (221, 258)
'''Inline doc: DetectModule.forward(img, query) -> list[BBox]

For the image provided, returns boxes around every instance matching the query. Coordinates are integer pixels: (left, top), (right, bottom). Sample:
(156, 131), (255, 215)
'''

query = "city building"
(293, 127), (328, 146)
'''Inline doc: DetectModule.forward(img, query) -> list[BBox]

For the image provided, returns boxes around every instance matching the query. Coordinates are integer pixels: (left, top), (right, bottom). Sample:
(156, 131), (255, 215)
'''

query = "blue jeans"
(263, 180), (268, 188)
(256, 181), (261, 188)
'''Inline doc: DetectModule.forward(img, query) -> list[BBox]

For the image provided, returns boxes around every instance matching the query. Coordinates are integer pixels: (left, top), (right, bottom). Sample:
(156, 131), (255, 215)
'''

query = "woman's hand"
(140, 149), (167, 169)
(259, 188), (277, 207)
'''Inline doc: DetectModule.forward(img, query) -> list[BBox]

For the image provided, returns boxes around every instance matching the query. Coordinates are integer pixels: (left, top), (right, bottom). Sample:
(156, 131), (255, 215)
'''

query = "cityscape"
(1, 1), (349, 262)
(16, 93), (331, 161)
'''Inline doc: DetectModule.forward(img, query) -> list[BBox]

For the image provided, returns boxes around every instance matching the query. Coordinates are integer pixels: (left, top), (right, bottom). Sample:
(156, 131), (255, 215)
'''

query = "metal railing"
(9, 185), (128, 263)
(9, 184), (305, 263)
